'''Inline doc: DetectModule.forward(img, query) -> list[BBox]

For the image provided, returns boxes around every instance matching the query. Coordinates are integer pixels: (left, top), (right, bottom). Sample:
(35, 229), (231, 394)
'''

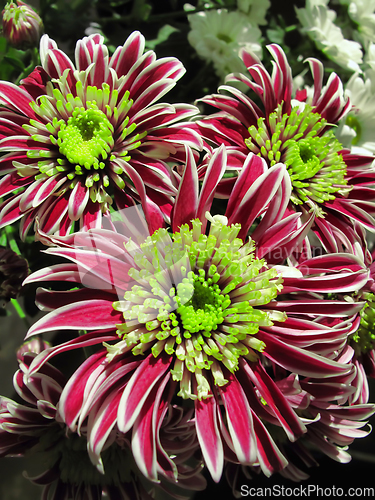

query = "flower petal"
(217, 371), (257, 465)
(194, 394), (223, 483)
(117, 353), (172, 434)
(172, 146), (199, 232)
(26, 299), (122, 336)
(257, 330), (353, 378)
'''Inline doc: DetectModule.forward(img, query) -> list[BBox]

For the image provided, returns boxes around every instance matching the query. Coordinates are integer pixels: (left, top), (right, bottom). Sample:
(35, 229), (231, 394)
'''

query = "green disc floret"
(284, 133), (347, 207)
(57, 102), (114, 171)
(110, 216), (285, 400)
(245, 103), (349, 213)
(24, 81), (143, 207)
(175, 273), (227, 334)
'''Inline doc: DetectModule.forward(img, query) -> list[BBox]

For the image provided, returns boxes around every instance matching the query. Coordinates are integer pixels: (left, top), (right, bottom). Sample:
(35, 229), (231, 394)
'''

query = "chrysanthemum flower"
(0, 31), (201, 237)
(23, 196), (368, 482)
(0, 351), (205, 499)
(337, 73), (375, 154)
(338, 0), (375, 45)
(187, 8), (262, 81)
(333, 233), (375, 378)
(225, 346), (374, 489)
(285, 224), (375, 410)
(278, 346), (374, 480)
(296, 0), (363, 73)
(195, 44), (375, 242)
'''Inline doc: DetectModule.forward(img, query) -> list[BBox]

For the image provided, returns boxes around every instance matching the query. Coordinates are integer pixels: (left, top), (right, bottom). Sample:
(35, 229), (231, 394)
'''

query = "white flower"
(335, 73), (375, 153)
(187, 9), (262, 81)
(340, 0), (375, 44)
(237, 0), (271, 25)
(296, 0), (363, 72)
(364, 41), (375, 88)
(364, 40), (375, 64)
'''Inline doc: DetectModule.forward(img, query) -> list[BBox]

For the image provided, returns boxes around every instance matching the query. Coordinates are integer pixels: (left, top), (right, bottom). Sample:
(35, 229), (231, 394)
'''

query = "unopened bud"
(2, 1), (43, 49)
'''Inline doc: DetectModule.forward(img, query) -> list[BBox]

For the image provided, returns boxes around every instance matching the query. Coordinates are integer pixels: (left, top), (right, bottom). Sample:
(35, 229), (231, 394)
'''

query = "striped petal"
(68, 182), (90, 221)
(241, 360), (306, 441)
(117, 353), (172, 434)
(26, 299), (122, 336)
(131, 371), (171, 482)
(217, 371), (257, 465)
(196, 145), (227, 229)
(0, 82), (35, 117)
(194, 394), (223, 483)
(257, 330), (353, 378)
(172, 146), (199, 232)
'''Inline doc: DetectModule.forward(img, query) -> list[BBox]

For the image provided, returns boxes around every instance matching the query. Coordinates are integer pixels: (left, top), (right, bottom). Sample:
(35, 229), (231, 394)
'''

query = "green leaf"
(0, 37), (7, 53)
(266, 28), (285, 45)
(4, 54), (25, 71)
(145, 25), (180, 50)
(131, 0), (152, 21)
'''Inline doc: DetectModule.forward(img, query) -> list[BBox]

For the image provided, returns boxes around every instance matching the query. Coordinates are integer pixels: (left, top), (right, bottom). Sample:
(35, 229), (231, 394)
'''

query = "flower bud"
(2, 1), (43, 49)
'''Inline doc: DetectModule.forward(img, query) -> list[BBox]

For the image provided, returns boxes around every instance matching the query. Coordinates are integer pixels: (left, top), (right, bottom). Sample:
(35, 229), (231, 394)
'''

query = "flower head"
(2, 0), (43, 49)
(195, 44), (375, 243)
(296, 0), (363, 72)
(337, 73), (375, 154)
(340, 0), (375, 45)
(23, 205), (368, 483)
(0, 31), (201, 237)
(237, 0), (271, 25)
(226, 347), (374, 488)
(287, 227), (375, 382)
(0, 351), (205, 499)
(187, 9), (262, 81)
(110, 215), (284, 400)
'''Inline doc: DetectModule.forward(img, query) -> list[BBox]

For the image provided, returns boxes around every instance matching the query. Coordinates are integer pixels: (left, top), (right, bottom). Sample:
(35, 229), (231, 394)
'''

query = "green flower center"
(175, 274), (228, 334)
(245, 103), (349, 215)
(109, 216), (286, 400)
(350, 293), (375, 356)
(346, 115), (362, 145)
(23, 81), (149, 208)
(217, 33), (233, 43)
(57, 102), (114, 172)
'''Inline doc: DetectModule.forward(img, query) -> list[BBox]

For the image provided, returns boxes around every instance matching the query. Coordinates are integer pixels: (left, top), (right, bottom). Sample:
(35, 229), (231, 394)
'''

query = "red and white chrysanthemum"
(288, 222), (375, 381)
(225, 346), (374, 490)
(277, 345), (374, 481)
(22, 172), (369, 483)
(194, 44), (375, 244)
(0, 31), (201, 238)
(0, 351), (205, 499)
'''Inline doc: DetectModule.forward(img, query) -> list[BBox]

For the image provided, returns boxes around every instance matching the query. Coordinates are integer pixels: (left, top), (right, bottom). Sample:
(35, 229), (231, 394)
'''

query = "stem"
(5, 225), (21, 256)
(15, 46), (40, 85)
(11, 298), (31, 329)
